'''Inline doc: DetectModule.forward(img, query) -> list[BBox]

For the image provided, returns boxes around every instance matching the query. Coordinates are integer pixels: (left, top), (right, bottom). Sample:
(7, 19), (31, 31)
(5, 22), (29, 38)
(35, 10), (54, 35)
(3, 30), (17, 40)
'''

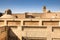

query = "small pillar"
(47, 26), (52, 40)
(39, 20), (42, 26)
(4, 20), (7, 26)
(59, 21), (60, 26)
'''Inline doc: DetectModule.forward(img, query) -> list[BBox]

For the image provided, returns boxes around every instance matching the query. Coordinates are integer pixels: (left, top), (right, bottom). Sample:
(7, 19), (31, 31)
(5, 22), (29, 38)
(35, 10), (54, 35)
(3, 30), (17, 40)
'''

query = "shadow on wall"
(8, 27), (20, 40)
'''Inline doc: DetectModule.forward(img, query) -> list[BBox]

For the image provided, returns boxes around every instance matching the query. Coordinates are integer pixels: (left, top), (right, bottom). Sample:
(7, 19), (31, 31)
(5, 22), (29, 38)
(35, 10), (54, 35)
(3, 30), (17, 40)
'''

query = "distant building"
(0, 6), (60, 40)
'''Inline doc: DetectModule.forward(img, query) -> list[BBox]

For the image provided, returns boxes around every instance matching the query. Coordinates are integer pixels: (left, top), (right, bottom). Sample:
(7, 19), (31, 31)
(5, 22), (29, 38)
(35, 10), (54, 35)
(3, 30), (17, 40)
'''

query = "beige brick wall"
(23, 27), (47, 31)
(23, 21), (39, 25)
(0, 27), (8, 40)
(0, 32), (7, 40)
(12, 14), (25, 18)
(7, 21), (21, 26)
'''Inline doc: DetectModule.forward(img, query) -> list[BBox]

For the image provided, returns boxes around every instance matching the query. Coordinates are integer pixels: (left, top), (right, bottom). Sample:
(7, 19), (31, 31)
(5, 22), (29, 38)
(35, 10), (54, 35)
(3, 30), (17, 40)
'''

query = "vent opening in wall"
(22, 37), (47, 40)
(23, 21), (39, 26)
(0, 20), (4, 26)
(52, 27), (60, 32)
(52, 38), (60, 40)
(42, 21), (59, 26)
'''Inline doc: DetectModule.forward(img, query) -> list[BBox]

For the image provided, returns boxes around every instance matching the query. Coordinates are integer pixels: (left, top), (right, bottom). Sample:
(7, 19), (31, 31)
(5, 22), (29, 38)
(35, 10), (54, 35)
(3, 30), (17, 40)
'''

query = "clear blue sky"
(0, 0), (60, 13)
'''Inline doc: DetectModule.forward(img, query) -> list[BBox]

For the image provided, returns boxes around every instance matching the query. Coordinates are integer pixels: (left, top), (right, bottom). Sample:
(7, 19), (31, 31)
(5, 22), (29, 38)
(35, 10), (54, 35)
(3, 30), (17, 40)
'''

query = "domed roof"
(0, 9), (16, 18)
(5, 9), (12, 15)
(43, 6), (46, 9)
